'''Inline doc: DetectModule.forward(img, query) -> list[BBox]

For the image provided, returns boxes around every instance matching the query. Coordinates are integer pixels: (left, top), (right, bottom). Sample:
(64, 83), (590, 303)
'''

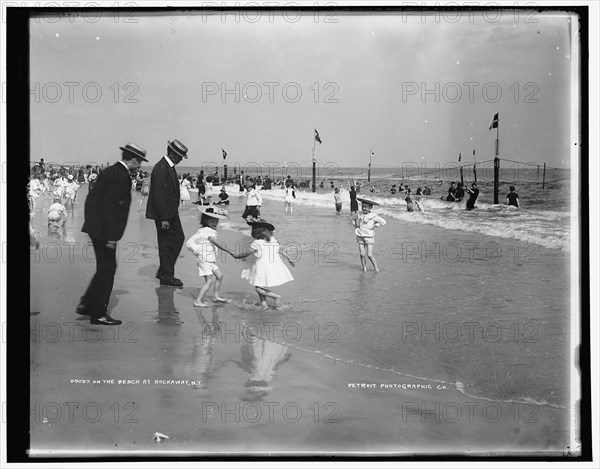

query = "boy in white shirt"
(186, 207), (232, 307)
(352, 197), (386, 272)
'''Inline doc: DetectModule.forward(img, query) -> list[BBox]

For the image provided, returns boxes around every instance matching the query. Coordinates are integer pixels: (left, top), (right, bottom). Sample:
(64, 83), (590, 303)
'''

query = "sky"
(29, 8), (577, 169)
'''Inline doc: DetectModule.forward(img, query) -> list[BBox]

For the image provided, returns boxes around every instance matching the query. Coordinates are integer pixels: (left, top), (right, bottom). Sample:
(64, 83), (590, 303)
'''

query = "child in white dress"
(180, 176), (191, 209)
(186, 207), (232, 307)
(64, 175), (80, 209)
(231, 220), (295, 310)
(47, 197), (68, 228)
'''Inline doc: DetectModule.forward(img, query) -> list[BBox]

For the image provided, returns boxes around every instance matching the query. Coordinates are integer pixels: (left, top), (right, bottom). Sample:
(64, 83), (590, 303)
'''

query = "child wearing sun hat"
(229, 219), (295, 310)
(186, 206), (233, 307)
(352, 197), (387, 272)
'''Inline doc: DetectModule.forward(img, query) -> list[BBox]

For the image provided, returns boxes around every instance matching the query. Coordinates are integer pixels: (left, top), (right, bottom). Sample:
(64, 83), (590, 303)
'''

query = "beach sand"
(29, 186), (572, 456)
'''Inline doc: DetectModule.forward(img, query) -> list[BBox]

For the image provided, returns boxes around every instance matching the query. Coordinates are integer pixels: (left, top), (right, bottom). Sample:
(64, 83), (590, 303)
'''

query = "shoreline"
(29, 186), (572, 454)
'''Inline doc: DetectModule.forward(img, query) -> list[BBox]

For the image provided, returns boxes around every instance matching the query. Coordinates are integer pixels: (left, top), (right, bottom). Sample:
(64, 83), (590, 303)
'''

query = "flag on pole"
(222, 149), (227, 159)
(314, 129), (322, 144)
(489, 113), (499, 130)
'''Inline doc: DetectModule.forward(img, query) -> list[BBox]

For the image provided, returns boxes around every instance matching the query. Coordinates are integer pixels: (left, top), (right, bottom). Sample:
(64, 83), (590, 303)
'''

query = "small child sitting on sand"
(47, 197), (67, 228)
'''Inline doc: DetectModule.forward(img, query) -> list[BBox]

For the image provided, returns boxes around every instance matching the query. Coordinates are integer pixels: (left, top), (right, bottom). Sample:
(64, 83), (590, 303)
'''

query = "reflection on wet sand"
(46, 224), (66, 240)
(155, 286), (183, 325)
(185, 307), (222, 390)
(236, 338), (291, 402)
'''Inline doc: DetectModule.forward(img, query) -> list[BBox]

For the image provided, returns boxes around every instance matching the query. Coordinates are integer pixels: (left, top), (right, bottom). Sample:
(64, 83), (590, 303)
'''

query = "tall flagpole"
(312, 134), (317, 193)
(368, 150), (372, 182)
(493, 114), (500, 204)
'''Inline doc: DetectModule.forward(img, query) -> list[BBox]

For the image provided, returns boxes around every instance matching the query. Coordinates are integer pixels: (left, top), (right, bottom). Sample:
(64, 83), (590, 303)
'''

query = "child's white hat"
(198, 206), (228, 219)
(356, 197), (379, 206)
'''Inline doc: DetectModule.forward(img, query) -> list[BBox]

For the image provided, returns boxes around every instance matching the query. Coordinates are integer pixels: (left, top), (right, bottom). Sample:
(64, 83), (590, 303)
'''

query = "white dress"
(241, 238), (293, 288)
(285, 187), (294, 204)
(180, 179), (191, 201)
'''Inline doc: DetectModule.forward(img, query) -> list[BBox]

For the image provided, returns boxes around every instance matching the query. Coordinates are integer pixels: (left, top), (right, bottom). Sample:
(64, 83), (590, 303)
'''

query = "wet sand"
(29, 186), (572, 456)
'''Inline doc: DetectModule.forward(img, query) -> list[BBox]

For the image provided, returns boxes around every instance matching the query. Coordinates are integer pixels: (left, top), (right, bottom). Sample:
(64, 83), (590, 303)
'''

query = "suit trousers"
(81, 237), (117, 319)
(154, 215), (185, 280)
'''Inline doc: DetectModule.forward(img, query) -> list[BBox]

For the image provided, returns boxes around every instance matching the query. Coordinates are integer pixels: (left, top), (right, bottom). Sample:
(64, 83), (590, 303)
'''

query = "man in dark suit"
(146, 139), (188, 287)
(77, 143), (148, 325)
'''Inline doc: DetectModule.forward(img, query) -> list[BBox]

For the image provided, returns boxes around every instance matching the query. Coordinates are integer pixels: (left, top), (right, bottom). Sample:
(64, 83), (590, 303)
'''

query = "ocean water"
(184, 164), (571, 251)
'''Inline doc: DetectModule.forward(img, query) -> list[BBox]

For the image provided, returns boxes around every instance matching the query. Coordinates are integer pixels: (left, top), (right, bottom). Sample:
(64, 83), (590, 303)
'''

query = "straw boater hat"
(119, 142), (149, 162)
(247, 219), (275, 231)
(356, 197), (379, 206)
(197, 206), (228, 219)
(167, 139), (189, 159)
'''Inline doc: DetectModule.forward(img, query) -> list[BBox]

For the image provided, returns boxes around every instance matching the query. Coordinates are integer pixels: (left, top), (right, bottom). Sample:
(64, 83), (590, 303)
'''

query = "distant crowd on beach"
(28, 147), (524, 327)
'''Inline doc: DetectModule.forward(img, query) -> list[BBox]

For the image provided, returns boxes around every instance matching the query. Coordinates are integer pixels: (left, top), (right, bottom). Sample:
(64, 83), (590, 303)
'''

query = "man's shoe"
(75, 304), (91, 316)
(160, 278), (183, 287)
(90, 315), (122, 326)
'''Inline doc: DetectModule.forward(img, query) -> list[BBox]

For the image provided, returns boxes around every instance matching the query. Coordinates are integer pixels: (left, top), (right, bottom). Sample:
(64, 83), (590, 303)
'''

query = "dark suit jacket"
(145, 157), (180, 221)
(82, 162), (132, 241)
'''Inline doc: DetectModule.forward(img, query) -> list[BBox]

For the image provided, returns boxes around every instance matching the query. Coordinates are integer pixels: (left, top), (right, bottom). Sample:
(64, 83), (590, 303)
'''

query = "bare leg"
(358, 244), (368, 271)
(366, 244), (379, 272)
(195, 276), (214, 307)
(212, 269), (229, 302)
(256, 287), (283, 309)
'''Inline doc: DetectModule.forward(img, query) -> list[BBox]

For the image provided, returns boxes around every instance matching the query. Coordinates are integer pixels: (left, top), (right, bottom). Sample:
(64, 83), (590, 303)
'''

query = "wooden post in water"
(493, 157), (500, 204)
(493, 118), (500, 204)
(537, 165), (540, 182)
(542, 162), (546, 189)
(473, 164), (477, 182)
(312, 138), (317, 193)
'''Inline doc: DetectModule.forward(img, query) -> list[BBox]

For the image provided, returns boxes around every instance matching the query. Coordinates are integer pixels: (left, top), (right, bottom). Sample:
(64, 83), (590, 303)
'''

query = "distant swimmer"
(422, 186), (431, 195)
(455, 183), (465, 202)
(405, 189), (415, 212)
(506, 186), (520, 207)
(390, 184), (397, 195)
(416, 187), (422, 195)
(443, 181), (457, 202)
(466, 182), (479, 210)
(405, 189), (423, 212)
(349, 185), (359, 216)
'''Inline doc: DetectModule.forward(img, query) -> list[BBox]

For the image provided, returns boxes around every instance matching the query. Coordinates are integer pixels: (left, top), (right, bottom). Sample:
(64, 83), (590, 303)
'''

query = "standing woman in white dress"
(180, 175), (191, 210)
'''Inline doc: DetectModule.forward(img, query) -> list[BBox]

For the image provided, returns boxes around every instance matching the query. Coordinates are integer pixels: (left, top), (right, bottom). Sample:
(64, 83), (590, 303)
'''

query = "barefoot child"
(230, 220), (295, 310)
(333, 187), (342, 215)
(352, 197), (386, 272)
(186, 206), (232, 307)
(47, 197), (68, 228)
